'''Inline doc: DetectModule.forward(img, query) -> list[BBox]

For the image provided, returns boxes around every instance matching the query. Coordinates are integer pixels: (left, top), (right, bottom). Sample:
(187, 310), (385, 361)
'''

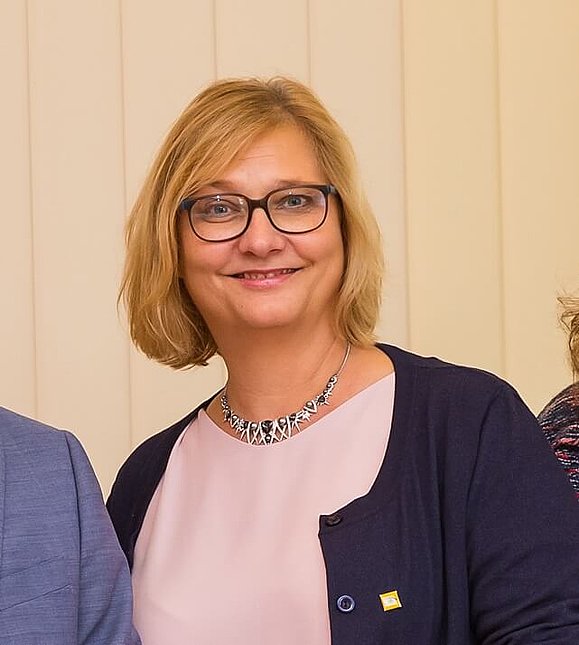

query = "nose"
(236, 207), (286, 256)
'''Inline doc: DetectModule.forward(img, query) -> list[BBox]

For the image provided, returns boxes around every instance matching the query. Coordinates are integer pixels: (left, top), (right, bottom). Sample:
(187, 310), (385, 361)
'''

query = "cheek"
(179, 242), (228, 308)
(179, 266), (213, 323)
(327, 238), (346, 295)
(327, 227), (346, 274)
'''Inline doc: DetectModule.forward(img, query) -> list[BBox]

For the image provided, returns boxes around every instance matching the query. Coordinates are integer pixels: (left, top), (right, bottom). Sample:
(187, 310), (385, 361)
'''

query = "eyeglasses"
(179, 184), (338, 242)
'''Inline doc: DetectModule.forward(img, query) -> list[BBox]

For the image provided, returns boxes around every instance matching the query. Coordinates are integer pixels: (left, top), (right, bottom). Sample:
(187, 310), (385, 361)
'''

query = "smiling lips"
(232, 268), (298, 280)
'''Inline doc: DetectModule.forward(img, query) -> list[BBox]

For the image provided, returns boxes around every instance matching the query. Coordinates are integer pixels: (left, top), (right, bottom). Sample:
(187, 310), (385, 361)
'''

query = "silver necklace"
(220, 343), (352, 446)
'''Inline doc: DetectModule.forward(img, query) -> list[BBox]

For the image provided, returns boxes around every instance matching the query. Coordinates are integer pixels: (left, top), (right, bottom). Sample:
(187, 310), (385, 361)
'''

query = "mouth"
(230, 268), (299, 280)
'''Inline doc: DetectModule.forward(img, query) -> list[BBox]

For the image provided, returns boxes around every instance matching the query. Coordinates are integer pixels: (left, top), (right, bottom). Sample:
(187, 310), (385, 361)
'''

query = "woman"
(538, 296), (579, 498)
(108, 77), (579, 644)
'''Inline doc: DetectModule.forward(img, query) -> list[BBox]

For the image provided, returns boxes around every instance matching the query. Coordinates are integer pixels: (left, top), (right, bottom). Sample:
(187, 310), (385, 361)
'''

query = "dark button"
(336, 594), (356, 613)
(325, 513), (343, 527)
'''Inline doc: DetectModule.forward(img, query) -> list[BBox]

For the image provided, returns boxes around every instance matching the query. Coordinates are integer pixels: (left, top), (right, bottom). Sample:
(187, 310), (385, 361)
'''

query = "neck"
(215, 327), (348, 421)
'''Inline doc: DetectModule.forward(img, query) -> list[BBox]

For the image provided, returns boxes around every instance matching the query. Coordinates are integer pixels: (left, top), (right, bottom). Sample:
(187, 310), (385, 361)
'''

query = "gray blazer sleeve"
(64, 433), (141, 645)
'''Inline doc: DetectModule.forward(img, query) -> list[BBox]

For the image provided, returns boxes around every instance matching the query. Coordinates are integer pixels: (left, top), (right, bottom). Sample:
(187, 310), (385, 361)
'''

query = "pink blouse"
(132, 373), (395, 644)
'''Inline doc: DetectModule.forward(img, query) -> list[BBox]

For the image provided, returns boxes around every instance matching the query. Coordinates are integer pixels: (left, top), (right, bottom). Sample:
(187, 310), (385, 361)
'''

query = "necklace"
(220, 342), (352, 446)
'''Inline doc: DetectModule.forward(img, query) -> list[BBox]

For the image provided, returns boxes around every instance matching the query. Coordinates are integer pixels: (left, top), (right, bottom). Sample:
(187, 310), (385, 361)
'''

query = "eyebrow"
(198, 179), (319, 194)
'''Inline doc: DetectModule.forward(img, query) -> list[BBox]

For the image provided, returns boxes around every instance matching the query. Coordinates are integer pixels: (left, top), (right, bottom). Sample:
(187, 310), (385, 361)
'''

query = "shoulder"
(0, 406), (85, 472)
(377, 343), (515, 404)
(0, 407), (105, 504)
(377, 346), (576, 507)
(0, 406), (68, 446)
(538, 383), (579, 437)
(376, 343), (541, 458)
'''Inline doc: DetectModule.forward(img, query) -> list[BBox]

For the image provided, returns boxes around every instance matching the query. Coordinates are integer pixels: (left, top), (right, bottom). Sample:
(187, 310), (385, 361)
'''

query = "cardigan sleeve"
(466, 384), (579, 643)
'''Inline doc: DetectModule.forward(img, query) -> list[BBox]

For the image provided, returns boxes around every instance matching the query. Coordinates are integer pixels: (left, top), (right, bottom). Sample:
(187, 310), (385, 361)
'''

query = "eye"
(274, 192), (313, 211)
(207, 202), (232, 217)
(286, 194), (308, 208)
(193, 196), (245, 221)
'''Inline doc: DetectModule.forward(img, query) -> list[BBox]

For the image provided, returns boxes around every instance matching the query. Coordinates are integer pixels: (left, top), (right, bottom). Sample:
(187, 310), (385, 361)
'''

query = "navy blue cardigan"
(108, 345), (579, 644)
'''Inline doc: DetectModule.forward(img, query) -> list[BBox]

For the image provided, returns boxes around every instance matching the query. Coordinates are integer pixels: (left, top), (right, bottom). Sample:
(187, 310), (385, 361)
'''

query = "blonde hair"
(559, 295), (579, 378)
(121, 77), (383, 368)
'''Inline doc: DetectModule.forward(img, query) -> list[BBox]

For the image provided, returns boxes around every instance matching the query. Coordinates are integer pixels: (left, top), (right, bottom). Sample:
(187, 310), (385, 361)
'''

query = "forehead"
(216, 124), (325, 186)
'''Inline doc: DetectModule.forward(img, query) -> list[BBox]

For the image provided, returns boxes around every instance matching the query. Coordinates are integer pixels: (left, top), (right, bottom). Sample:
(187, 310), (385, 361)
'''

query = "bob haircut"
(121, 76), (384, 368)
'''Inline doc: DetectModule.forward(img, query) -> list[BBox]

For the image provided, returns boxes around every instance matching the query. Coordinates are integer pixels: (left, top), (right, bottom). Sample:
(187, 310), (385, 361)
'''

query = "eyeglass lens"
(188, 186), (329, 241)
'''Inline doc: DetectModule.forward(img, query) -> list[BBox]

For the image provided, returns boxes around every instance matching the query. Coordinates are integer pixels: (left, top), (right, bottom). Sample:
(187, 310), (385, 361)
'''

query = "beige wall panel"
(121, 0), (227, 448)
(129, 353), (225, 448)
(310, 0), (408, 347)
(215, 0), (309, 79)
(27, 0), (130, 490)
(0, 0), (36, 416)
(121, 0), (216, 201)
(402, 1), (504, 375)
(498, 0), (579, 411)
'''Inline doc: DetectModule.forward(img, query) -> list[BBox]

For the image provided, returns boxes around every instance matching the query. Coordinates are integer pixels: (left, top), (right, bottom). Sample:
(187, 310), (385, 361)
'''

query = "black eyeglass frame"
(179, 184), (338, 243)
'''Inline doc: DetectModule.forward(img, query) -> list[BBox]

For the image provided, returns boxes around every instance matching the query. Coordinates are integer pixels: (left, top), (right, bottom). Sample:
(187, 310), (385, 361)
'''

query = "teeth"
(239, 269), (294, 280)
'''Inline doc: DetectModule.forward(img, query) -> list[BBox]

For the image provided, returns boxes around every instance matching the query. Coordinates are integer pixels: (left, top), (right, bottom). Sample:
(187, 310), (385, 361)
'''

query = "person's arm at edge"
(64, 432), (141, 645)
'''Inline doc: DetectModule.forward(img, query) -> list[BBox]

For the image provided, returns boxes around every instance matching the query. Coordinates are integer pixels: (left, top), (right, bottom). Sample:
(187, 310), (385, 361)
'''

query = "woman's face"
(178, 124), (344, 341)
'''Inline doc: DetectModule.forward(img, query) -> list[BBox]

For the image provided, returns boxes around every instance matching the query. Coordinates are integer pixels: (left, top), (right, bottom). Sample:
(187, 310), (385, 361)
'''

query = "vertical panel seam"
(212, 0), (218, 79)
(25, 0), (38, 417)
(398, 0), (412, 349)
(493, 0), (508, 378)
(306, 0), (312, 84)
(213, 4), (225, 390)
(118, 0), (133, 452)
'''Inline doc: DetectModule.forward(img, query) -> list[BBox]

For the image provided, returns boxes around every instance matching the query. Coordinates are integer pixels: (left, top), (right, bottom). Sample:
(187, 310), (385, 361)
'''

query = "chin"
(235, 301), (311, 331)
(237, 313), (299, 330)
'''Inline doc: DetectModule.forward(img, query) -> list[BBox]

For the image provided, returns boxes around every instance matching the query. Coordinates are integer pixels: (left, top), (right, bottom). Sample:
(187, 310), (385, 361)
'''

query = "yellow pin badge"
(379, 590), (402, 612)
